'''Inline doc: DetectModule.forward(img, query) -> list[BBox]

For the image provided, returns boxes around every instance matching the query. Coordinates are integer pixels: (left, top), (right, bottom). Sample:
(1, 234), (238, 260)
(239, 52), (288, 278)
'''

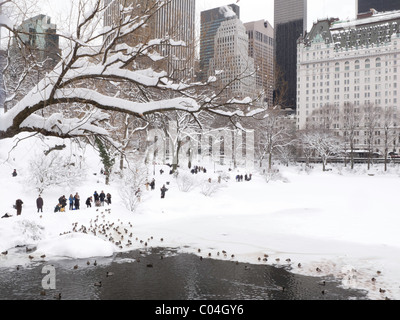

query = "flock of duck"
(0, 207), (392, 300)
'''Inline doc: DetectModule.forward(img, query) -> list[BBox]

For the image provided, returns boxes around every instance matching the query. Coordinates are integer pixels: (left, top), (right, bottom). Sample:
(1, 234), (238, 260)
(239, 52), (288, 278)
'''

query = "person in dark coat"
(86, 196), (93, 208)
(99, 191), (106, 206)
(12, 169), (17, 177)
(106, 193), (111, 205)
(74, 193), (80, 210)
(93, 191), (99, 202)
(150, 179), (155, 190)
(15, 199), (23, 215)
(58, 195), (67, 209)
(36, 195), (44, 213)
(160, 185), (168, 199)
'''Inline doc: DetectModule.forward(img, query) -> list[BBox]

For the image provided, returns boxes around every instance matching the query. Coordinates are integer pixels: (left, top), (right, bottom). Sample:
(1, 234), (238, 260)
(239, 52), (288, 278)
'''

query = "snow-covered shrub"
(14, 220), (45, 242)
(218, 171), (231, 182)
(199, 179), (224, 197)
(263, 168), (289, 183)
(28, 151), (87, 193)
(119, 166), (147, 212)
(176, 173), (197, 192)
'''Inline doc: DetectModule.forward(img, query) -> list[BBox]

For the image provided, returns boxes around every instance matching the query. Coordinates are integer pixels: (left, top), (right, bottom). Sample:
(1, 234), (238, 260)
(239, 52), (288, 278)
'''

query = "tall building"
(207, 14), (256, 101)
(297, 10), (400, 153)
(153, 0), (196, 79)
(357, 0), (400, 14)
(104, 0), (196, 80)
(244, 20), (274, 107)
(274, 0), (307, 109)
(199, 4), (240, 82)
(15, 14), (60, 67)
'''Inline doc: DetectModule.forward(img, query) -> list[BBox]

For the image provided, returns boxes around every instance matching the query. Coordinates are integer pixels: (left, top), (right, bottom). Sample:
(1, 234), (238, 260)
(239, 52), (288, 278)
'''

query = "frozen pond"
(0, 247), (368, 300)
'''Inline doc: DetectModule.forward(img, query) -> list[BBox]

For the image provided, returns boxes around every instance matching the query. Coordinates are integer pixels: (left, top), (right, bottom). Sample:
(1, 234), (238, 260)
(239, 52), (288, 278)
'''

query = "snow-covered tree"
(342, 103), (361, 170)
(118, 164), (147, 212)
(299, 129), (343, 172)
(362, 104), (381, 170)
(28, 150), (87, 193)
(256, 107), (296, 170)
(0, 0), (264, 144)
(381, 106), (398, 172)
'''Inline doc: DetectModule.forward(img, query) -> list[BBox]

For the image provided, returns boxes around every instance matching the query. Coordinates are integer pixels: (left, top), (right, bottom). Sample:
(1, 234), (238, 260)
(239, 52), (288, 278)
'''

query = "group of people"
(55, 193), (80, 212)
(10, 191), (112, 216)
(235, 173), (252, 182)
(145, 178), (156, 191)
(87, 190), (112, 208)
(190, 166), (207, 174)
(144, 177), (168, 199)
(54, 191), (112, 212)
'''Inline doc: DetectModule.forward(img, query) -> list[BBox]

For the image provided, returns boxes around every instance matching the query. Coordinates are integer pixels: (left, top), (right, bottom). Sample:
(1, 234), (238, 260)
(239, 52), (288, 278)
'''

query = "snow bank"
(36, 233), (115, 259)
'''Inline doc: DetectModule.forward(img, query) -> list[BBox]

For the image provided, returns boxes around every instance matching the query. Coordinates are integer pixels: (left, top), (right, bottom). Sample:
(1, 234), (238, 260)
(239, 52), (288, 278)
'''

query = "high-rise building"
(207, 14), (256, 101)
(297, 10), (400, 153)
(104, 0), (196, 80)
(274, 0), (307, 109)
(15, 14), (60, 67)
(357, 0), (400, 14)
(244, 20), (274, 108)
(199, 4), (240, 82)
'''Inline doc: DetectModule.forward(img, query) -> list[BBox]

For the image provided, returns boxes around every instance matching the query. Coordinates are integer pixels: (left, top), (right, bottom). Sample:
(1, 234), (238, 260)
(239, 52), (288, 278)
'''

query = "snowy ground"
(1, 134), (400, 300)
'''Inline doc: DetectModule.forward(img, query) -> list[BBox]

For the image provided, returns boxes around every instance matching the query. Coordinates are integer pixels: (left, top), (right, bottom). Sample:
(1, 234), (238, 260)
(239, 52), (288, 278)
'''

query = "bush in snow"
(119, 166), (147, 212)
(199, 179), (224, 197)
(263, 168), (289, 183)
(28, 151), (87, 193)
(176, 173), (197, 192)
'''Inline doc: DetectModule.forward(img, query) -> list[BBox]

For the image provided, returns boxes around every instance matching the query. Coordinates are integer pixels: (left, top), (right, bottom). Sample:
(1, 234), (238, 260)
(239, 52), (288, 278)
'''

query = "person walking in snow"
(69, 194), (74, 210)
(150, 178), (155, 190)
(160, 185), (168, 199)
(74, 193), (80, 210)
(99, 191), (106, 206)
(36, 195), (43, 213)
(15, 199), (23, 215)
(12, 169), (17, 177)
(106, 193), (112, 205)
(86, 196), (93, 208)
(93, 191), (99, 202)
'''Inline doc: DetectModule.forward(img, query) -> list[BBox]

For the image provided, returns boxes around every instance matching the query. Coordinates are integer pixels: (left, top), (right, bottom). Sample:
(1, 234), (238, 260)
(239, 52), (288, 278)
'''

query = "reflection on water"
(0, 247), (368, 300)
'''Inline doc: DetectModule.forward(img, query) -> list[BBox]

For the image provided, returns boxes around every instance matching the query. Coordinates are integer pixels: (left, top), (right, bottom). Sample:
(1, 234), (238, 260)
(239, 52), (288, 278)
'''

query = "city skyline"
(36, 0), (357, 34)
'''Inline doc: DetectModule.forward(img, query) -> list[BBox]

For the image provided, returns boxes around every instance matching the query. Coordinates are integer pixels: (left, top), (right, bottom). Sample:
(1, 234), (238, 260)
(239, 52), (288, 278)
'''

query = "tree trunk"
(172, 140), (182, 173)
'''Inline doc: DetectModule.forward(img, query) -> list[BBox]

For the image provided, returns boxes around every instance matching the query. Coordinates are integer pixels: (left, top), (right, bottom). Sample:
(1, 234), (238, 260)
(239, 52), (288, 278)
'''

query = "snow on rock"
(36, 233), (115, 259)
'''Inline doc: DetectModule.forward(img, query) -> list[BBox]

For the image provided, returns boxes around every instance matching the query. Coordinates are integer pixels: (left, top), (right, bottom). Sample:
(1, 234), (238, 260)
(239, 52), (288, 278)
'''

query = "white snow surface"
(1, 133), (400, 300)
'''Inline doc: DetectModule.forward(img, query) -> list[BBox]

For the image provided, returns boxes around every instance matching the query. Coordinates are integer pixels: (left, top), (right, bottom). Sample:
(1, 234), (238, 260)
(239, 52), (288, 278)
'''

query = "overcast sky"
(39, 0), (357, 32)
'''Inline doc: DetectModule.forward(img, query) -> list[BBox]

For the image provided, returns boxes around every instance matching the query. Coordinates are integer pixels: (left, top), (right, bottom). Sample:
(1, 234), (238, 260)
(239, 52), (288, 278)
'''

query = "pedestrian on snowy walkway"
(99, 191), (106, 206)
(15, 199), (23, 216)
(36, 195), (43, 213)
(86, 196), (93, 208)
(69, 194), (74, 210)
(74, 193), (80, 210)
(160, 185), (168, 199)
(106, 193), (112, 205)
